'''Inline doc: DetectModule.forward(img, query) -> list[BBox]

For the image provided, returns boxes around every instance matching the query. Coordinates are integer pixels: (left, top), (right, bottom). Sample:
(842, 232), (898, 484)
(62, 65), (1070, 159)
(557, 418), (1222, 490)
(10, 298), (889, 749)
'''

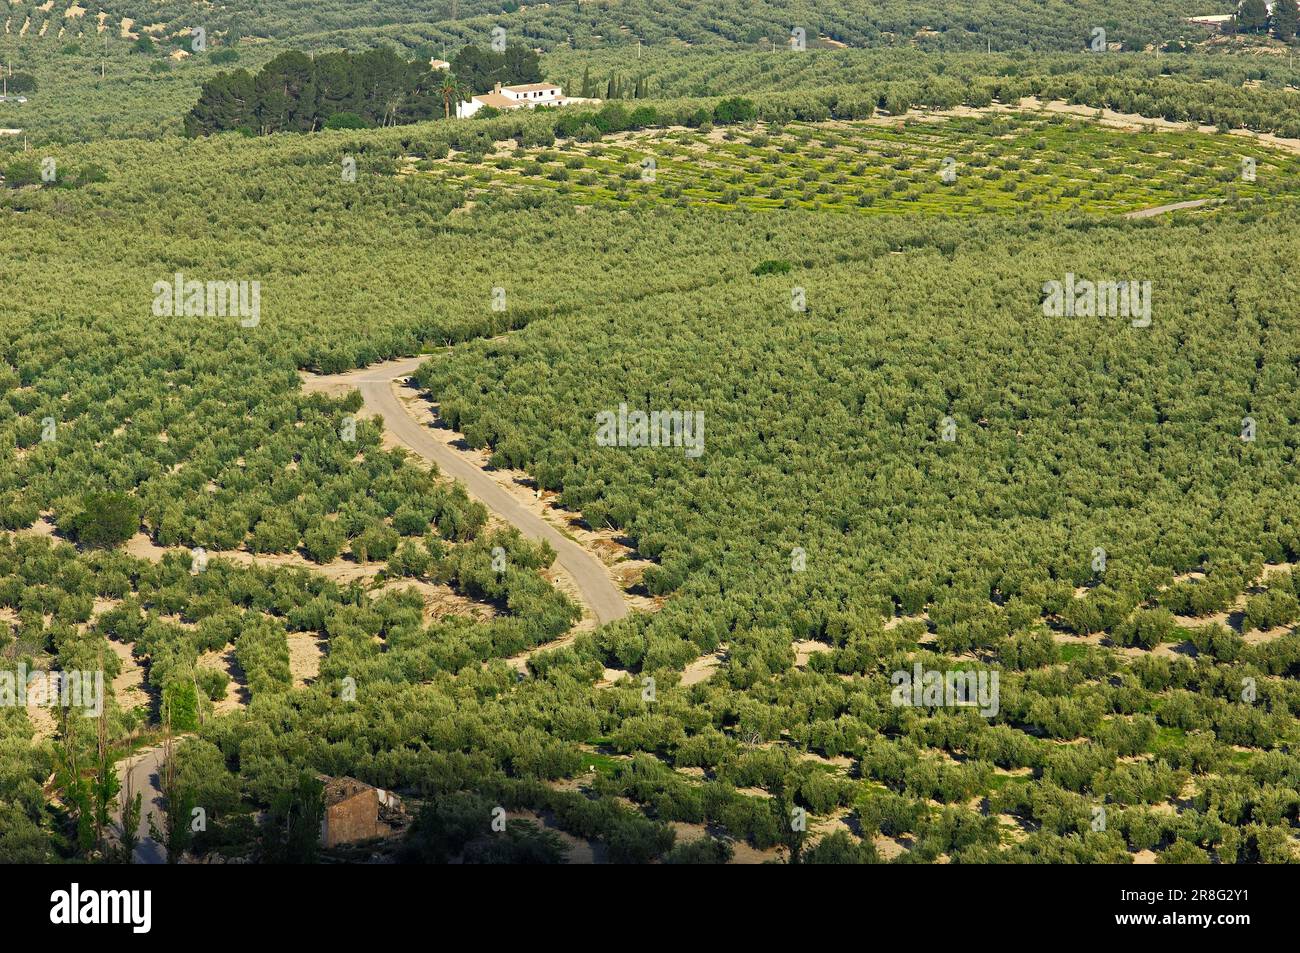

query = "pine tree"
(1238, 0), (1270, 34)
(1274, 0), (1300, 40)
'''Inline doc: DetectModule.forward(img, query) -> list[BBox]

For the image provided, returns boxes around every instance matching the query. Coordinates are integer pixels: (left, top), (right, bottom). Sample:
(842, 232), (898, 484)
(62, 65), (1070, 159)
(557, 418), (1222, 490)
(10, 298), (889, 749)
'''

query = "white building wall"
(454, 87), (570, 119)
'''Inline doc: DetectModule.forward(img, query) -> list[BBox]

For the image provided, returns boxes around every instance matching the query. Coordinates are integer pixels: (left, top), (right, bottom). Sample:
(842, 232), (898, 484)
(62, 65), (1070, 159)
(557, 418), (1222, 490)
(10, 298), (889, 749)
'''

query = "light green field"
(415, 112), (1300, 216)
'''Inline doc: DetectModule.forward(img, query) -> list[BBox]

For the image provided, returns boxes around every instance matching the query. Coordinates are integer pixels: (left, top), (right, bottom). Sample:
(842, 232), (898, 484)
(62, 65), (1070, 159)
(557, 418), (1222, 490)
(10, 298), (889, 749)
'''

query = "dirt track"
(117, 744), (168, 864)
(304, 357), (631, 626)
(1123, 198), (1216, 219)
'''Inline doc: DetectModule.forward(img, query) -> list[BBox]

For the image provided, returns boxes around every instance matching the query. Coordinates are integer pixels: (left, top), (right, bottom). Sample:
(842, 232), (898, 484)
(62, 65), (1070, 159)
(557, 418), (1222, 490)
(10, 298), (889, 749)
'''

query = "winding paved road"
(324, 357), (629, 626)
(118, 744), (168, 864)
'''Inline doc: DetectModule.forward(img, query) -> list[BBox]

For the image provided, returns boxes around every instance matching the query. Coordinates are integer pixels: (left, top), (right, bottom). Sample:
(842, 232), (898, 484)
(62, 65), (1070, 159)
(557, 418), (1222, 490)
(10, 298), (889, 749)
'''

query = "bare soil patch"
(793, 639), (833, 667)
(681, 651), (722, 686)
(107, 638), (148, 711)
(286, 631), (326, 688)
(198, 648), (248, 714)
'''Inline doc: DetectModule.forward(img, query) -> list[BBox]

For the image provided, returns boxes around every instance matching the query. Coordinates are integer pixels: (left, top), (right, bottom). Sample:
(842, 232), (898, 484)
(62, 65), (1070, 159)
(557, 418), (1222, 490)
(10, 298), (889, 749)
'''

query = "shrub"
(195, 666), (231, 702)
(752, 259), (793, 276)
(389, 539), (432, 577)
(803, 829), (878, 863)
(352, 524), (400, 562)
(661, 836), (733, 864)
(1112, 608), (1180, 650)
(302, 521), (345, 563)
(713, 97), (757, 125)
(162, 680), (201, 731)
(1244, 588), (1299, 632)
(2, 160), (43, 189)
(628, 106), (659, 129)
(65, 492), (141, 549)
(324, 112), (369, 130)
(250, 516), (300, 554)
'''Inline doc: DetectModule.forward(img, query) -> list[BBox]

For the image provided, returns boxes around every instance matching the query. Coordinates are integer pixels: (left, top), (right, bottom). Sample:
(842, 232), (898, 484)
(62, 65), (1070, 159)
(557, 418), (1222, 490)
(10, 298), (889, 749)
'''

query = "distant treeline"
(553, 96), (756, 140)
(185, 48), (442, 137)
(448, 44), (543, 96)
(184, 44), (543, 137)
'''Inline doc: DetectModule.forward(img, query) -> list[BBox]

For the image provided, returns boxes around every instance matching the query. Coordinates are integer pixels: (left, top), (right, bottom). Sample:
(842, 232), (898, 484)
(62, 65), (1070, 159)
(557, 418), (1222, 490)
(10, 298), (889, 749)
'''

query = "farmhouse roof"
(473, 92), (518, 109)
(319, 775), (375, 806)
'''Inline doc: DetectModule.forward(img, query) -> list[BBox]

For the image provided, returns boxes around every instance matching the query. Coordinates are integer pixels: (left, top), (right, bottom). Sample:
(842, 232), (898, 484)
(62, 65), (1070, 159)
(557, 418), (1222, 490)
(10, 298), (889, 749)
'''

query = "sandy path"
(1123, 198), (1215, 219)
(303, 357), (631, 626)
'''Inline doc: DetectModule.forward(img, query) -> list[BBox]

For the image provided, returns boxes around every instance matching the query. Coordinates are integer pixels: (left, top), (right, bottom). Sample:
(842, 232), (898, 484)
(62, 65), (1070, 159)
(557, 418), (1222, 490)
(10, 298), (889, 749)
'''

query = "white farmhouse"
(457, 81), (572, 118)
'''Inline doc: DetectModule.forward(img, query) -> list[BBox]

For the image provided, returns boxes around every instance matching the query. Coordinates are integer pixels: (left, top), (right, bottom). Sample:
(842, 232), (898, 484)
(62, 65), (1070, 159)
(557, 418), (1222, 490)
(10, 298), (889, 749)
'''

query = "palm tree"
(441, 74), (464, 119)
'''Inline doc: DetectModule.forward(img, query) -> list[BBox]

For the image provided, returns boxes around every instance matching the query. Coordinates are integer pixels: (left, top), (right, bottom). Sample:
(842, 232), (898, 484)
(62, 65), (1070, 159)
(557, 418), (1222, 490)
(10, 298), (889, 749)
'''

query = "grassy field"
(412, 112), (1300, 216)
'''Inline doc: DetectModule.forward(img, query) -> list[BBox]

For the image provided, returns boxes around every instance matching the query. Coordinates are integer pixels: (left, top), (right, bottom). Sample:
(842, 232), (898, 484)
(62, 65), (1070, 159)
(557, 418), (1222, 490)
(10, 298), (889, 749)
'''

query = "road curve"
(336, 357), (630, 626)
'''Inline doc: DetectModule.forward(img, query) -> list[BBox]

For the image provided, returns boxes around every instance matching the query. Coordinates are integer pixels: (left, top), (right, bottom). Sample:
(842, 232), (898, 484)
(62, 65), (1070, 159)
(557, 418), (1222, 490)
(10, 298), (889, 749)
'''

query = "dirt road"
(307, 357), (630, 626)
(1123, 198), (1215, 219)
